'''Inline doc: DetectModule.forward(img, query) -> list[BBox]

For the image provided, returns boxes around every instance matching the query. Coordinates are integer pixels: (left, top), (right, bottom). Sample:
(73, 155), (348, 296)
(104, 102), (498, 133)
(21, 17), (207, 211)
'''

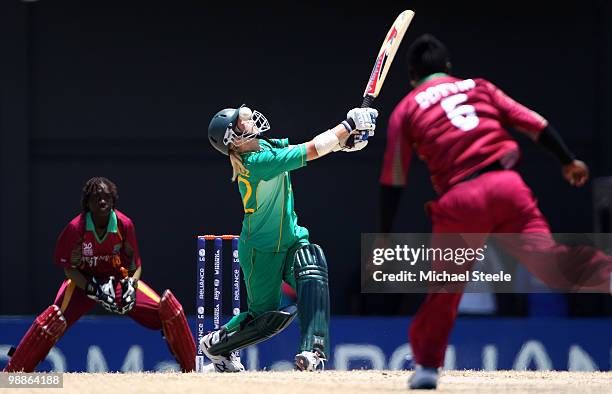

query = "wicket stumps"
(196, 235), (241, 372)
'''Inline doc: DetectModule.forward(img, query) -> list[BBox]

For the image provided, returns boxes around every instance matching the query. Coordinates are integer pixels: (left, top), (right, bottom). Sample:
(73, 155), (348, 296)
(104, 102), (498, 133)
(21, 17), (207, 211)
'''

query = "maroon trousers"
(4, 279), (164, 372)
(409, 170), (612, 367)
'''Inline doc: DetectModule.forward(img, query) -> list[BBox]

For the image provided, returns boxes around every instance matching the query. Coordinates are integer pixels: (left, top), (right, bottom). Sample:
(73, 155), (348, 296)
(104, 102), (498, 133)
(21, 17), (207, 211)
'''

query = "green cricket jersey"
(237, 138), (309, 252)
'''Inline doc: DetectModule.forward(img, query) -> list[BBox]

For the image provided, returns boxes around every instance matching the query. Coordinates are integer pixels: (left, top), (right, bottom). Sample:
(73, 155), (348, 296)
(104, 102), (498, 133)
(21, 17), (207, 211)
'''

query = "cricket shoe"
(199, 328), (245, 373)
(408, 364), (439, 390)
(294, 349), (326, 371)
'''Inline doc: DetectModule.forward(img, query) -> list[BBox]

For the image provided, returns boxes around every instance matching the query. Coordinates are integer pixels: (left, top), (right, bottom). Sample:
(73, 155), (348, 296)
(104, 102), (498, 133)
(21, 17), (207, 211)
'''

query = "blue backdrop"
(1, 316), (610, 372)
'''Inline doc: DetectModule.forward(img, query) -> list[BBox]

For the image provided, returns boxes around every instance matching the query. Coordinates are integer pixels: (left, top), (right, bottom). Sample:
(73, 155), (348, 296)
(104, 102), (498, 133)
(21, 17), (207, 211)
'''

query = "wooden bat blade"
(363, 10), (415, 99)
(345, 10), (415, 148)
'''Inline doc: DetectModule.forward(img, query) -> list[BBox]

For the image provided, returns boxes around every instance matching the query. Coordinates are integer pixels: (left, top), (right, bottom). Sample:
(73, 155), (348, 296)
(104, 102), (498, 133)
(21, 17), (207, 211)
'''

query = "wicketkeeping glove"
(119, 277), (138, 314)
(86, 276), (119, 314)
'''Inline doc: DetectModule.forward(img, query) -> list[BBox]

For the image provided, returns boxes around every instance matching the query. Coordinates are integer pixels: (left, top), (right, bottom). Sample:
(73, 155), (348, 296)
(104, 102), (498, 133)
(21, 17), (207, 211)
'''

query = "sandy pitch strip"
(12, 370), (612, 394)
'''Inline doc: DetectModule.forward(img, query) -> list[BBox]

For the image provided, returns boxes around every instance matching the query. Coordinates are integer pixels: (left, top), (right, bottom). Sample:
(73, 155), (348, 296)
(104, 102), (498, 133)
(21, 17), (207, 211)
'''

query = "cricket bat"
(346, 10), (415, 147)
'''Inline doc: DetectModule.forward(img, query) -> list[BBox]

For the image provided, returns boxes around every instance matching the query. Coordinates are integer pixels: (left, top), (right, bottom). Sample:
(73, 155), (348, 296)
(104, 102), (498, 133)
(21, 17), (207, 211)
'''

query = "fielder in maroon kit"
(379, 35), (612, 389)
(3, 177), (196, 372)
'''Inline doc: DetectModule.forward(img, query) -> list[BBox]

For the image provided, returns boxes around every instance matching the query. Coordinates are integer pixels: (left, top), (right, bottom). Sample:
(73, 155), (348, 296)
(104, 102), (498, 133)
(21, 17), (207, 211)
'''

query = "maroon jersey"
(54, 209), (141, 279)
(380, 74), (548, 194)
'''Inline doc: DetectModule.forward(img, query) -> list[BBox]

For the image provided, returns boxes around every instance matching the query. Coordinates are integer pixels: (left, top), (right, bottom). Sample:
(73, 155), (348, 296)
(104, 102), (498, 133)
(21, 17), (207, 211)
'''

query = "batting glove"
(335, 134), (369, 152)
(345, 108), (378, 133)
(340, 108), (377, 150)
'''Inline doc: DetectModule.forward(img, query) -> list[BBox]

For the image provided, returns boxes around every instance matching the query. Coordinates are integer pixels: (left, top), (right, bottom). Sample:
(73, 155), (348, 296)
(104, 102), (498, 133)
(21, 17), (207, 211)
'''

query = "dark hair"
(81, 177), (118, 212)
(406, 34), (451, 82)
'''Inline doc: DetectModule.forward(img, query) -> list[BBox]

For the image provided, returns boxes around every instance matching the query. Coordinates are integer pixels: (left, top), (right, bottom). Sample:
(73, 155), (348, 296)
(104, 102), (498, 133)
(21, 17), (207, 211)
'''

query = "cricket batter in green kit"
(201, 104), (378, 372)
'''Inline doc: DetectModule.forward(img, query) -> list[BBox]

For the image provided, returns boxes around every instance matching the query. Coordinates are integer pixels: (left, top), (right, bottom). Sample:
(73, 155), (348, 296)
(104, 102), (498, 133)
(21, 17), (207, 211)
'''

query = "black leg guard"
(207, 305), (297, 356)
(294, 244), (330, 356)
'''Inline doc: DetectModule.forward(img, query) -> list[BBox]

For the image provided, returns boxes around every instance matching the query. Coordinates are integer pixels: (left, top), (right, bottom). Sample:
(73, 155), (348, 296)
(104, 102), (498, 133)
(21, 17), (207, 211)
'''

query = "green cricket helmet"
(207, 105), (270, 156)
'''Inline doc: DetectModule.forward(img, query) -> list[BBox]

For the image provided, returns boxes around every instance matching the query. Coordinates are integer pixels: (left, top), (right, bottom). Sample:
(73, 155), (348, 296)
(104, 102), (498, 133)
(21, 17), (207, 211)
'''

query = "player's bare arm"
(63, 267), (88, 290)
(303, 123), (350, 160)
(485, 82), (589, 189)
(516, 125), (589, 187)
(130, 265), (142, 280)
(535, 127), (589, 187)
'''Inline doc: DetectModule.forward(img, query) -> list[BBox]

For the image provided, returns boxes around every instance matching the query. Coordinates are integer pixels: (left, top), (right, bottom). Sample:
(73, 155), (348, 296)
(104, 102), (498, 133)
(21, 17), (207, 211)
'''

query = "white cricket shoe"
(199, 329), (245, 373)
(294, 350), (326, 371)
(408, 364), (439, 390)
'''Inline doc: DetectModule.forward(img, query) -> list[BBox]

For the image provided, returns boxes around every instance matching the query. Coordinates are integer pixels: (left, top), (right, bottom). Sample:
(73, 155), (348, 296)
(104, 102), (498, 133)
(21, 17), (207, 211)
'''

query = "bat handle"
(345, 95), (375, 147)
(361, 95), (375, 108)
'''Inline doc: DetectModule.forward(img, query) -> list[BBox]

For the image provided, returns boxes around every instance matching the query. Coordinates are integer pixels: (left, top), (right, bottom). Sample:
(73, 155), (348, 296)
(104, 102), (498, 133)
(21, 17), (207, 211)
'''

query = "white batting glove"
(346, 108), (378, 133)
(334, 133), (369, 152)
(341, 139), (368, 152)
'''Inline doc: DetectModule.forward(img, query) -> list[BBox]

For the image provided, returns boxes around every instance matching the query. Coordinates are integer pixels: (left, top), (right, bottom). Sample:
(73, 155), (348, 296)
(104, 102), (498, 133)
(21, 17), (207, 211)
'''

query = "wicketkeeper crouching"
(3, 177), (196, 373)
